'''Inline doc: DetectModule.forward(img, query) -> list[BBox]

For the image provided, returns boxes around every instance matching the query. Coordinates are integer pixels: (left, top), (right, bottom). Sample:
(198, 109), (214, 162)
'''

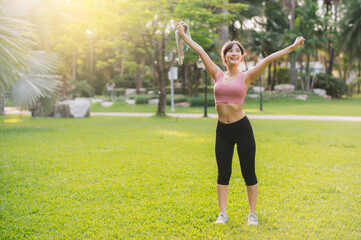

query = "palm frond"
(10, 51), (61, 109)
(0, 0), (43, 18)
(11, 74), (61, 109)
(0, 16), (36, 91)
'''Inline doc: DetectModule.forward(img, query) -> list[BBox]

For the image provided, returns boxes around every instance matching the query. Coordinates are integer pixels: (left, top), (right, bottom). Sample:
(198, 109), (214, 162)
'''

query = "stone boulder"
(295, 94), (309, 101)
(175, 101), (191, 107)
(274, 84), (295, 93)
(252, 86), (265, 93)
(101, 101), (114, 107)
(125, 99), (136, 105)
(138, 88), (147, 94)
(125, 88), (137, 97)
(313, 88), (327, 96)
(148, 99), (159, 105)
(247, 94), (259, 99)
(313, 88), (332, 99)
(54, 99), (90, 118)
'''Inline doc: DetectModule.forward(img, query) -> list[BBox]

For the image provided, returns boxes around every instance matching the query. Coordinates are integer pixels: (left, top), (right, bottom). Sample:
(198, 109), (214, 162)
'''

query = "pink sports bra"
(214, 72), (247, 105)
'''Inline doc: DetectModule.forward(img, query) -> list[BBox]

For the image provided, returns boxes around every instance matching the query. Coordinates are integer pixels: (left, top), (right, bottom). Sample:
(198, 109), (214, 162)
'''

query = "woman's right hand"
(176, 22), (186, 37)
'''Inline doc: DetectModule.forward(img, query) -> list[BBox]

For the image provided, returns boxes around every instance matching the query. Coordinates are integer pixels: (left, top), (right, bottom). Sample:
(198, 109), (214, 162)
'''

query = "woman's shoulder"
(214, 71), (225, 83)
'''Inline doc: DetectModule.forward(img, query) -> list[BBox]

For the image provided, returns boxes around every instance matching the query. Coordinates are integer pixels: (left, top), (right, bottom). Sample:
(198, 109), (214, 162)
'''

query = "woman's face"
(225, 44), (244, 65)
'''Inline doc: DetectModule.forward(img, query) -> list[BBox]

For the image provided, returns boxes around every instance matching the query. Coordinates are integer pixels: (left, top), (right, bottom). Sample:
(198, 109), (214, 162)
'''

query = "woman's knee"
(217, 172), (231, 185)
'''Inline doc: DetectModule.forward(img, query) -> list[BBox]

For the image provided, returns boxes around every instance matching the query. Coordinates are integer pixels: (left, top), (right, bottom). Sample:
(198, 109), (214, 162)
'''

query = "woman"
(176, 22), (305, 225)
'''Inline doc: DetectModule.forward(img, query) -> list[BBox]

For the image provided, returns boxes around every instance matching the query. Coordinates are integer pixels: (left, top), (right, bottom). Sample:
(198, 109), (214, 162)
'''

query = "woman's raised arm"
(244, 37), (305, 87)
(177, 24), (223, 82)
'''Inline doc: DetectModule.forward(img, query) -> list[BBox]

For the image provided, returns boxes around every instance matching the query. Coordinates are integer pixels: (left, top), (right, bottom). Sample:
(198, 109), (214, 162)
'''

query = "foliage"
(0, 1), (61, 110)
(0, 16), (35, 91)
(166, 95), (189, 105)
(338, 0), (361, 65)
(0, 116), (360, 239)
(348, 76), (361, 93)
(315, 73), (348, 98)
(133, 95), (157, 105)
(89, 94), (361, 116)
(70, 80), (95, 98)
(189, 95), (215, 107)
(276, 67), (291, 84)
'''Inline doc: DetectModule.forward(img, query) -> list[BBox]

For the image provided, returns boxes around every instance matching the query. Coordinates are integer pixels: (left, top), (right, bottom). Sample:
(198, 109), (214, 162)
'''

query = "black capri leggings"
(215, 116), (257, 186)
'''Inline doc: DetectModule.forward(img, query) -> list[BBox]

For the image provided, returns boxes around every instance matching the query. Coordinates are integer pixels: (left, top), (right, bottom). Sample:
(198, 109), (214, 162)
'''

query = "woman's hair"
(221, 41), (245, 66)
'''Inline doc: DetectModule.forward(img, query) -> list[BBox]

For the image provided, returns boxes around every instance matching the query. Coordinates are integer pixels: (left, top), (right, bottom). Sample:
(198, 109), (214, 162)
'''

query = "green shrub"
(70, 80), (95, 98)
(348, 76), (361, 93)
(166, 95), (188, 105)
(189, 95), (215, 107)
(134, 95), (158, 104)
(315, 73), (348, 98)
(276, 67), (291, 84)
(114, 88), (125, 96)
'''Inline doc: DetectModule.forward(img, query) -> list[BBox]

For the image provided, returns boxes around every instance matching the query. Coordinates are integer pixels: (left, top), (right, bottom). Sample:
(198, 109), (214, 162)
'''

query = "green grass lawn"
(1, 115), (360, 239)
(91, 94), (361, 116)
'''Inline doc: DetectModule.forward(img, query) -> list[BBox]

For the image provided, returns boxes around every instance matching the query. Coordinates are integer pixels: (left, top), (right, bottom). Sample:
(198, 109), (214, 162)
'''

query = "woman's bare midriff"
(216, 102), (246, 124)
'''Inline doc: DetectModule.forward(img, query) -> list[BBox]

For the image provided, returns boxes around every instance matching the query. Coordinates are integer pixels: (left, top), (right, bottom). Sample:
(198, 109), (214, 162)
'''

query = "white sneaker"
(248, 213), (258, 225)
(215, 212), (228, 224)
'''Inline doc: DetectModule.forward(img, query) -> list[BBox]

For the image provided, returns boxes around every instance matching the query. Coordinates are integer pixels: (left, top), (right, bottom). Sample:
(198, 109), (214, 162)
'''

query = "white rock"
(139, 88), (147, 94)
(247, 94), (259, 99)
(91, 98), (104, 103)
(274, 84), (295, 92)
(125, 99), (136, 105)
(148, 99), (159, 105)
(175, 101), (190, 107)
(295, 94), (308, 101)
(253, 86), (265, 93)
(101, 102), (114, 107)
(54, 99), (90, 118)
(74, 97), (91, 102)
(125, 88), (137, 96)
(147, 91), (154, 95)
(313, 88), (327, 96)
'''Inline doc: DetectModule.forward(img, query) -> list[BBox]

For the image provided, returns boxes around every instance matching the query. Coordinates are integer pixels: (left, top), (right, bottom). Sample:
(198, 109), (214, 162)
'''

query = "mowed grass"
(0, 115), (360, 239)
(91, 94), (361, 116)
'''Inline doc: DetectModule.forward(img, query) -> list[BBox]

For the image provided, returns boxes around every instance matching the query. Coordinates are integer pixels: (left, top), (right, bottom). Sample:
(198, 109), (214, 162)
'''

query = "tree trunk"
(327, 47), (334, 75)
(289, 0), (297, 89)
(194, 66), (200, 96)
(141, 58), (145, 83)
(357, 60), (361, 94)
(136, 66), (141, 94)
(156, 34), (167, 116)
(326, 0), (339, 76)
(181, 63), (186, 94)
(152, 64), (157, 89)
(72, 47), (77, 80)
(306, 54), (310, 91)
(220, 8), (229, 44)
(120, 56), (126, 77)
(187, 65), (192, 96)
(273, 61), (277, 89)
(157, 70), (167, 116)
(268, 64), (272, 91)
(0, 93), (6, 115)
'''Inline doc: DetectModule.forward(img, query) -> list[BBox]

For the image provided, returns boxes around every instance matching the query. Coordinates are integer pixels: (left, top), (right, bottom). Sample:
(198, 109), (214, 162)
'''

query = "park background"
(1, 0), (360, 239)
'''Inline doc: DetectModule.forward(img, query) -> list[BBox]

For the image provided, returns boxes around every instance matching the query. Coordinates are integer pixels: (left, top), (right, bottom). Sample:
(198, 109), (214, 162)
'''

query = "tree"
(323, 0), (341, 75)
(294, 0), (326, 91)
(283, 0), (298, 89)
(339, 0), (361, 91)
(0, 0), (60, 115)
(264, 0), (289, 90)
(114, 0), (247, 115)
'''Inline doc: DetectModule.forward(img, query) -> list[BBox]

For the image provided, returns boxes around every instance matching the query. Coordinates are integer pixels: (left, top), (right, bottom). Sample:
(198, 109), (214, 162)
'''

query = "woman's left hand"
(292, 36), (305, 50)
